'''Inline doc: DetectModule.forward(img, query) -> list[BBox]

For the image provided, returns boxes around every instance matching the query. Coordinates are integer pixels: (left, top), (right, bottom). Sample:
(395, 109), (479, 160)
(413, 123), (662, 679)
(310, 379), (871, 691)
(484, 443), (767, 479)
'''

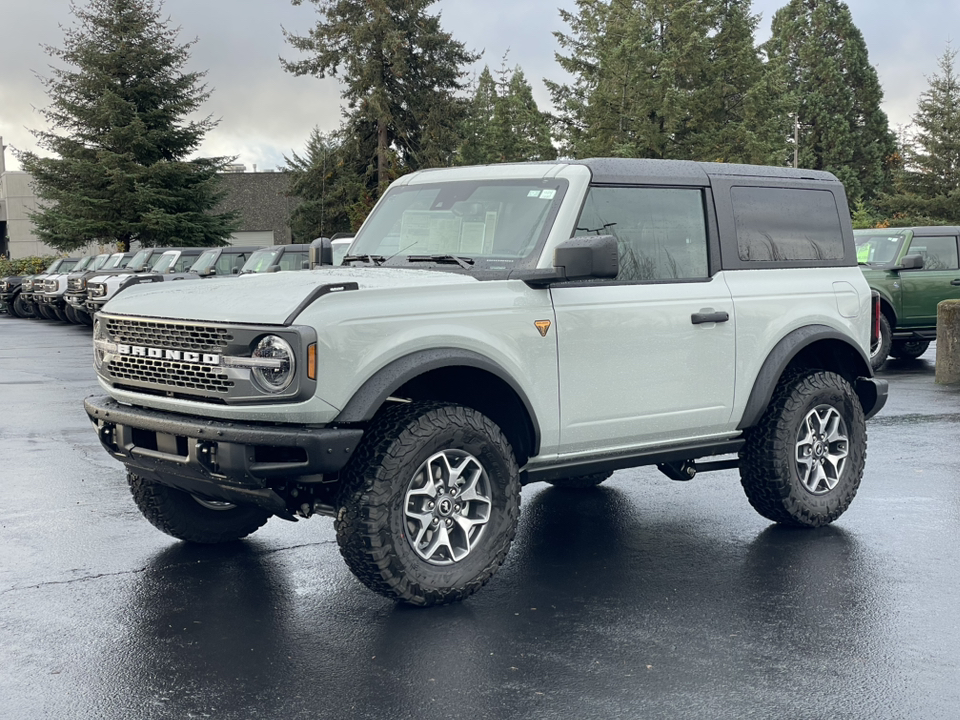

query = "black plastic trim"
(522, 438), (744, 484)
(335, 348), (542, 456)
(737, 325), (875, 430)
(84, 395), (363, 478)
(283, 282), (359, 325)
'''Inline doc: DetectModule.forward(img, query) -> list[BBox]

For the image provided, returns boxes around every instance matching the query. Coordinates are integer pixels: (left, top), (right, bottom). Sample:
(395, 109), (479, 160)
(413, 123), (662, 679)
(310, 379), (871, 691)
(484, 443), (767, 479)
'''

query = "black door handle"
(691, 311), (729, 325)
(951, 279), (960, 286)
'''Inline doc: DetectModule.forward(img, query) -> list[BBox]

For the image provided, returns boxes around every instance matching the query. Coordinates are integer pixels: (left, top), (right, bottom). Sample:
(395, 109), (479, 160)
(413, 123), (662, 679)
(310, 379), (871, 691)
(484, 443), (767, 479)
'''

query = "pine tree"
(457, 61), (556, 165)
(282, 0), (478, 195)
(284, 128), (362, 240)
(895, 45), (960, 222)
(18, 0), (238, 252)
(548, 0), (785, 163)
(764, 0), (896, 203)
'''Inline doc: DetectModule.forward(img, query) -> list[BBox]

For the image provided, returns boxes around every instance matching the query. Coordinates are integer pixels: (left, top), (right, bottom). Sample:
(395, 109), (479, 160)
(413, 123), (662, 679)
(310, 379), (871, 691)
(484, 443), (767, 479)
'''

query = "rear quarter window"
(732, 187), (845, 262)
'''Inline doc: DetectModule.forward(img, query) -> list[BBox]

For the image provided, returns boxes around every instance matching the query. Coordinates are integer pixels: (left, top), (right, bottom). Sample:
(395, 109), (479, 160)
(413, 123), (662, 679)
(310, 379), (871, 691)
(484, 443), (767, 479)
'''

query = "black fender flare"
(738, 324), (876, 430)
(335, 348), (542, 456)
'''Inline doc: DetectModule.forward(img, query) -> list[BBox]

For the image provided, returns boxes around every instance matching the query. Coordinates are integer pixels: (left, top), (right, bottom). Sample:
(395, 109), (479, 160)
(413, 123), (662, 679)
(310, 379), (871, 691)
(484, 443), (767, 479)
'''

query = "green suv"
(856, 227), (960, 369)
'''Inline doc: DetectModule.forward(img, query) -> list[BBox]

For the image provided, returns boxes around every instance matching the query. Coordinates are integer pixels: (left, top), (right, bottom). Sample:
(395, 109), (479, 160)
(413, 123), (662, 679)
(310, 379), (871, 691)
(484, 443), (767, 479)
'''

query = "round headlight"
(93, 319), (105, 370)
(251, 335), (296, 393)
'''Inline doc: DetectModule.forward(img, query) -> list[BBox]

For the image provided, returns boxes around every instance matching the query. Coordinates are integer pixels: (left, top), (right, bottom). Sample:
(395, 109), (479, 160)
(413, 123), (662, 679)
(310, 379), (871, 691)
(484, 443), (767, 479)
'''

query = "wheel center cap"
(437, 498), (454, 516)
(814, 441), (824, 457)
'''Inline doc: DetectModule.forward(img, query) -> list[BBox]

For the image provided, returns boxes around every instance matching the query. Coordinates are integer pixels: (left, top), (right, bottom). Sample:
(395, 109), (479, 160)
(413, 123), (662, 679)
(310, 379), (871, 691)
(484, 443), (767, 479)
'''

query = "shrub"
(0, 255), (60, 277)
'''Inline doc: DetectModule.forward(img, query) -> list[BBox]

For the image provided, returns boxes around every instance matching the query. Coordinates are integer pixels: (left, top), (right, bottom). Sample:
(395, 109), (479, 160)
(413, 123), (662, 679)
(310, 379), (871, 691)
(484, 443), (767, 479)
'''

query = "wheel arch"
(738, 325), (879, 430)
(335, 349), (541, 466)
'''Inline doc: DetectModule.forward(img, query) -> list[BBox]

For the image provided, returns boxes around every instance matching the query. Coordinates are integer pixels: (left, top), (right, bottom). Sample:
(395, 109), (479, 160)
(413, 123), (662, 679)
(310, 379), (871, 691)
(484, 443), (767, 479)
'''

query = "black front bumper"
(84, 396), (363, 513)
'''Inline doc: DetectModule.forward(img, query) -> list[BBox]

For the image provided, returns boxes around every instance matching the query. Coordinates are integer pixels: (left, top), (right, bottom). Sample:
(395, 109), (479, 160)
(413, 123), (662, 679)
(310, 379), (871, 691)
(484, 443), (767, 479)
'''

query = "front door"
(551, 185), (736, 456)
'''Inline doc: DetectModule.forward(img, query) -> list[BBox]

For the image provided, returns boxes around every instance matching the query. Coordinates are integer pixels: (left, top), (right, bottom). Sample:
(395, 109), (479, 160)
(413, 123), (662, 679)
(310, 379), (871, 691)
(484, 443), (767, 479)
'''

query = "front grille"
(43, 280), (57, 292)
(106, 318), (234, 353)
(68, 278), (83, 291)
(108, 356), (235, 394)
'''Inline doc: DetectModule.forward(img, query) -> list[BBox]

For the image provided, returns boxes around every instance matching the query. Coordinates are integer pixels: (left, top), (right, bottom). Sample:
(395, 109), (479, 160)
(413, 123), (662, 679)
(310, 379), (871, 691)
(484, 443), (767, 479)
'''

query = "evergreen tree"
(282, 0), (478, 195)
(18, 0), (238, 252)
(764, 0), (896, 203)
(458, 61), (557, 165)
(889, 45), (960, 223)
(548, 0), (785, 163)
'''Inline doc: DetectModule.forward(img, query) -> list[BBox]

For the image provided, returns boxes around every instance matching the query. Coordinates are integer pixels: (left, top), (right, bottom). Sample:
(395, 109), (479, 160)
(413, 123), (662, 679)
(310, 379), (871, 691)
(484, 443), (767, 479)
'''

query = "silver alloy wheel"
(191, 495), (237, 511)
(795, 404), (849, 495)
(403, 449), (493, 565)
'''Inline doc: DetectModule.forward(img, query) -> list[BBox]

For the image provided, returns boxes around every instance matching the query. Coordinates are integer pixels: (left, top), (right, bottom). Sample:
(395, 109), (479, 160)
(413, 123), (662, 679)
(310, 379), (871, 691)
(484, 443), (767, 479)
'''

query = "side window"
(215, 253), (246, 275)
(174, 255), (197, 273)
(905, 236), (959, 271)
(575, 187), (709, 282)
(731, 187), (845, 262)
(278, 252), (308, 271)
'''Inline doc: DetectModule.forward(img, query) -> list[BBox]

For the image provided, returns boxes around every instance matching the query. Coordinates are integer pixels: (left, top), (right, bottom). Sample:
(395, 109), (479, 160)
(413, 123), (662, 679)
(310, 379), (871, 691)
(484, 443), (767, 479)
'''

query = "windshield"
(127, 249), (152, 271)
(854, 231), (905, 264)
(104, 253), (127, 269)
(90, 254), (112, 271)
(58, 259), (79, 273)
(348, 179), (569, 269)
(44, 259), (63, 273)
(151, 252), (179, 273)
(190, 249), (219, 274)
(241, 248), (281, 274)
(72, 256), (94, 272)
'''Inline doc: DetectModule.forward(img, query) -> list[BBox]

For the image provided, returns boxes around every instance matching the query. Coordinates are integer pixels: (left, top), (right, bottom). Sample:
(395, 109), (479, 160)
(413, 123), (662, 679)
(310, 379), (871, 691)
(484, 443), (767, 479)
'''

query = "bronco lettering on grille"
(115, 344), (220, 365)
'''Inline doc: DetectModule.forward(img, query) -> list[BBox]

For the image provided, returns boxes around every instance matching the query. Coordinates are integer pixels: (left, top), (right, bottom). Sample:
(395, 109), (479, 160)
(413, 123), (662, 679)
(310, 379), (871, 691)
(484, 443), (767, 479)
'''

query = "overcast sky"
(1, 0), (958, 173)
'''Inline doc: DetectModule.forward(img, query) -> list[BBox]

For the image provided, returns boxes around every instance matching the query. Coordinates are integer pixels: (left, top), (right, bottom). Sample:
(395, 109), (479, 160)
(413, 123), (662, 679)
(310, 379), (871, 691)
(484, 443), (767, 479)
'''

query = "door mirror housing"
(309, 237), (333, 268)
(899, 253), (924, 270)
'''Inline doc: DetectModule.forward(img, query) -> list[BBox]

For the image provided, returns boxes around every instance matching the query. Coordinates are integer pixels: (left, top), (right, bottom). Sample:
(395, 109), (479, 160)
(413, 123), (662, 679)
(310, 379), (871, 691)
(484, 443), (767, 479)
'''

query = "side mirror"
(266, 265), (281, 273)
(554, 235), (619, 281)
(309, 237), (333, 268)
(232, 267), (240, 275)
(517, 235), (619, 288)
(899, 254), (924, 270)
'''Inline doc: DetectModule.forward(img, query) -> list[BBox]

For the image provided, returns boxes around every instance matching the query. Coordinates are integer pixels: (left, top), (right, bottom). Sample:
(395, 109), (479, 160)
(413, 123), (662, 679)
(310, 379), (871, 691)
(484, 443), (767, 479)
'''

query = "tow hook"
(98, 422), (120, 453)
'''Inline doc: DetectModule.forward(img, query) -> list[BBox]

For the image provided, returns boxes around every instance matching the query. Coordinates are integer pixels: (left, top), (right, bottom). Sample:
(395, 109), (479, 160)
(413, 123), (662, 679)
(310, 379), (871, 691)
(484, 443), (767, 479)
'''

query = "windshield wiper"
(342, 254), (387, 266)
(406, 254), (475, 269)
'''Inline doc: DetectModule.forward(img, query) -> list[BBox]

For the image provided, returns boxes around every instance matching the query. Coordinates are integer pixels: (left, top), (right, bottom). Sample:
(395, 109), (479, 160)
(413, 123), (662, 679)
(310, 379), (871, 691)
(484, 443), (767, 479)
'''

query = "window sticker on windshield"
(540, 189), (557, 200)
(857, 245), (871, 262)
(527, 190), (541, 197)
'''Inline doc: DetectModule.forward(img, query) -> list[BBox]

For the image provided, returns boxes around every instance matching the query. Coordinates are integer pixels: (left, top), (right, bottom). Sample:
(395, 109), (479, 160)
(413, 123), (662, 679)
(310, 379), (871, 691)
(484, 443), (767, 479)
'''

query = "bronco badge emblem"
(534, 320), (551, 337)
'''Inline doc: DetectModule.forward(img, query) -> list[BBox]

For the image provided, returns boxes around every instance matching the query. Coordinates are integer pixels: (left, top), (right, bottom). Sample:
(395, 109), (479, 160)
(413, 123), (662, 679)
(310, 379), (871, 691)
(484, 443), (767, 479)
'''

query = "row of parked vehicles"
(0, 239), (353, 325)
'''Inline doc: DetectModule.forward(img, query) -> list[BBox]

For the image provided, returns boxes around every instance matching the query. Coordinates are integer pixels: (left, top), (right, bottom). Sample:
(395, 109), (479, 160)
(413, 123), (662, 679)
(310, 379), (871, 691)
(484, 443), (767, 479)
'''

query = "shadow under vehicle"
(856, 226), (960, 369)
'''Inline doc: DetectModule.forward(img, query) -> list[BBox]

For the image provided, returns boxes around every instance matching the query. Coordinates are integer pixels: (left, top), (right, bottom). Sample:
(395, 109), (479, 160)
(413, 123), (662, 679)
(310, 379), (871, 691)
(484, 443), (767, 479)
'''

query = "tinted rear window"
(732, 187), (844, 262)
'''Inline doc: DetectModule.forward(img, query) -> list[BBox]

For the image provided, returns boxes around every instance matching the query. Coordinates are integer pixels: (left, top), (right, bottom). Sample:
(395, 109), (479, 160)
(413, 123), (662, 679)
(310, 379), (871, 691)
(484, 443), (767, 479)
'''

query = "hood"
(100, 267), (477, 324)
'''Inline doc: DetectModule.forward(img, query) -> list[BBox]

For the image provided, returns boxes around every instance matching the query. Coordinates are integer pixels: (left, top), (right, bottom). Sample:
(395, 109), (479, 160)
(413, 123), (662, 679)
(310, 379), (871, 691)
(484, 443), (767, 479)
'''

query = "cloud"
(2, 0), (958, 173)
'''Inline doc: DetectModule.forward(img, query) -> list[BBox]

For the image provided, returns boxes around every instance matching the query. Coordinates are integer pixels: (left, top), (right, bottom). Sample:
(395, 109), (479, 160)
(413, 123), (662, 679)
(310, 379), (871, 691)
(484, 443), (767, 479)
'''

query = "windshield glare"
(72, 256), (94, 272)
(190, 250), (219, 274)
(44, 260), (62, 273)
(151, 252), (178, 273)
(128, 249), (151, 270)
(348, 180), (568, 267)
(241, 248), (280, 273)
(90, 254), (112, 271)
(105, 253), (127, 269)
(854, 232), (905, 264)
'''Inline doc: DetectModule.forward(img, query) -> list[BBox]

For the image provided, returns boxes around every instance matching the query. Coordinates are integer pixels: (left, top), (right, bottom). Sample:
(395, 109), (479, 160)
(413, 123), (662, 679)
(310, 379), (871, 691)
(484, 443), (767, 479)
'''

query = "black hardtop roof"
(573, 158), (840, 186)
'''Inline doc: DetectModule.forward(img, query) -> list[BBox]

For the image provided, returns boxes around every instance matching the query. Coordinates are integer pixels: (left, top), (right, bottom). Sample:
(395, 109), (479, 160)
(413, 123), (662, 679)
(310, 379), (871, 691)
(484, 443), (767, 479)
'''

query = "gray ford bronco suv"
(85, 159), (887, 606)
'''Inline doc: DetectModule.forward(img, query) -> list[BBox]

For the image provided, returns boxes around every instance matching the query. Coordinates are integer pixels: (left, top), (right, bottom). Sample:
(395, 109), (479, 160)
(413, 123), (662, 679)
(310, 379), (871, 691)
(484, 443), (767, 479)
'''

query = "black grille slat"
(108, 357), (235, 394)
(106, 318), (234, 353)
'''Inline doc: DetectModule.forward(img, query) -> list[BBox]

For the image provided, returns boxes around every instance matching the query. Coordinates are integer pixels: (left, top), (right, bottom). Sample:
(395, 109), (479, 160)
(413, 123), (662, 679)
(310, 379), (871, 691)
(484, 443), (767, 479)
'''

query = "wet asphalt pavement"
(1, 314), (959, 720)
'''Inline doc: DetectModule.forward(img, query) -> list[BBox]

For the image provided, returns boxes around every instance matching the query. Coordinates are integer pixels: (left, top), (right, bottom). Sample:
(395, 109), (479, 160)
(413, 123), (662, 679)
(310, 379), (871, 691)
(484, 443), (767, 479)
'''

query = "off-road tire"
(64, 304), (81, 324)
(52, 306), (69, 322)
(889, 339), (930, 360)
(870, 314), (892, 371)
(739, 369), (866, 528)
(127, 472), (270, 543)
(545, 471), (614, 489)
(335, 402), (521, 606)
(36, 304), (58, 321)
(11, 293), (32, 318)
